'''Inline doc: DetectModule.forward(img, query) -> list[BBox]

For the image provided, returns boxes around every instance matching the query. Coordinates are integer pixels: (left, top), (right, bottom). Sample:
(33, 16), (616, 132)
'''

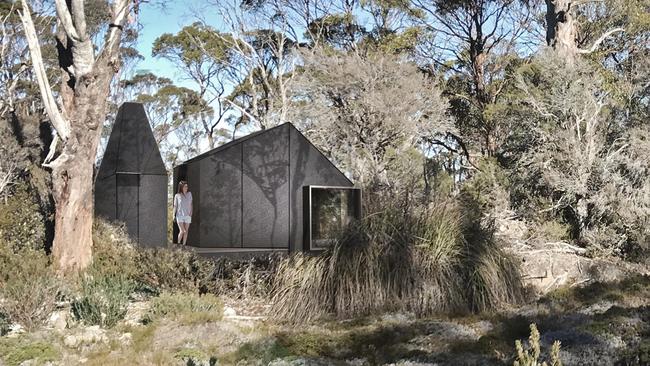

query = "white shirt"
(174, 192), (193, 217)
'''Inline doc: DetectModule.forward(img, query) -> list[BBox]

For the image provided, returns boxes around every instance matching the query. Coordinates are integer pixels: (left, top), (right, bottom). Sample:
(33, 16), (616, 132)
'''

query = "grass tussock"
(271, 198), (524, 323)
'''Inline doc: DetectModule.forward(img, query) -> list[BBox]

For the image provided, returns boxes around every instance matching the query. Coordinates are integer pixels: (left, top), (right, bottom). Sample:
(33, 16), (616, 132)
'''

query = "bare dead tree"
(19, 0), (135, 271)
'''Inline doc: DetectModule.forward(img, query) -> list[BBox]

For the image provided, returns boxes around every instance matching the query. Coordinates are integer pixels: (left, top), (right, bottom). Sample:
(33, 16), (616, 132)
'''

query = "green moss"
(222, 338), (293, 364)
(0, 339), (59, 366)
(541, 274), (650, 312)
(617, 337), (650, 365)
(130, 323), (158, 353)
(449, 315), (531, 357)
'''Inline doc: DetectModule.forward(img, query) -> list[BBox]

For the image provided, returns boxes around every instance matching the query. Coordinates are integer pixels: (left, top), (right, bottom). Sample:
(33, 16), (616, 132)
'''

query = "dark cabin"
(173, 122), (361, 254)
(95, 102), (168, 247)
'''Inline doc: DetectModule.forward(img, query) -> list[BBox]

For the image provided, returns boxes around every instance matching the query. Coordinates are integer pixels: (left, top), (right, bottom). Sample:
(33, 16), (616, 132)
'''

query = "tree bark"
(20, 0), (131, 272)
(50, 66), (114, 270)
(545, 0), (578, 62)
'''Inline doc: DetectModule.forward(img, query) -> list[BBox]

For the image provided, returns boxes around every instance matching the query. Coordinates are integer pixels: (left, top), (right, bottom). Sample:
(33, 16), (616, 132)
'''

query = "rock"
(7, 323), (25, 338)
(124, 301), (149, 326)
(223, 306), (237, 317)
(64, 326), (108, 348)
(47, 310), (69, 331)
(118, 332), (132, 346)
(64, 335), (79, 348)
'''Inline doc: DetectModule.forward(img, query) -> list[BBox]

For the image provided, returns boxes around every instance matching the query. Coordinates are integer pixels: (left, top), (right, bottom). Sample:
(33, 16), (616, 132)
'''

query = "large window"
(304, 186), (361, 250)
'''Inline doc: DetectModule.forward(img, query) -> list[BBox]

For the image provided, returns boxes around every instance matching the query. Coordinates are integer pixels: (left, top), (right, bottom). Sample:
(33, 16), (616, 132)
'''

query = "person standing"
(173, 181), (192, 245)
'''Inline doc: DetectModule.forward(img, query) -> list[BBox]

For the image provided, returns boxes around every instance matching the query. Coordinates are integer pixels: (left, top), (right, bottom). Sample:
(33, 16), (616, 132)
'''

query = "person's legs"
(177, 220), (185, 244)
(182, 223), (190, 245)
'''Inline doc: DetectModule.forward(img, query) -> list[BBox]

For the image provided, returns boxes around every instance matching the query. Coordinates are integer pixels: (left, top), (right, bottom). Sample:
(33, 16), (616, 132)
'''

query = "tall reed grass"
(271, 198), (524, 323)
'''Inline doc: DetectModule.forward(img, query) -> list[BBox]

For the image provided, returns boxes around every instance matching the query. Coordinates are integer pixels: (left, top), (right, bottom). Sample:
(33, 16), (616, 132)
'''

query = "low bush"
(513, 323), (562, 366)
(91, 219), (138, 279)
(0, 338), (60, 366)
(0, 247), (60, 329)
(211, 255), (280, 299)
(271, 198), (524, 323)
(144, 292), (223, 324)
(0, 185), (47, 252)
(71, 273), (136, 328)
(527, 219), (571, 243)
(136, 247), (215, 294)
(92, 219), (216, 296)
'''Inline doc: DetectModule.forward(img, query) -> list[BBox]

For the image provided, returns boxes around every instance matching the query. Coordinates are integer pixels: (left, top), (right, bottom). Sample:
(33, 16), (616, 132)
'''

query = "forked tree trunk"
(19, 0), (131, 272)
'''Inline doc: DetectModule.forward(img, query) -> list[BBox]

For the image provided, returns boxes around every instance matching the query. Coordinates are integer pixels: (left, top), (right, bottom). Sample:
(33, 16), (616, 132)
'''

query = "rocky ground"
(2, 268), (650, 366)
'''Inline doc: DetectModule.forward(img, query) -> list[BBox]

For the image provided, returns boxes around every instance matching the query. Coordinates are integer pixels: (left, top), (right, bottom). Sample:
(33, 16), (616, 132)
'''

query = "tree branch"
(98, 0), (130, 62)
(54, 0), (80, 41)
(577, 27), (624, 54)
(18, 1), (71, 141)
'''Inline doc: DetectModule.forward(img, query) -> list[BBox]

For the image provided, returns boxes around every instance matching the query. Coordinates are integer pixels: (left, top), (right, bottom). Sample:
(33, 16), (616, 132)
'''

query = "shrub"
(91, 218), (138, 279)
(0, 185), (47, 252)
(144, 292), (223, 324)
(0, 247), (60, 330)
(527, 220), (571, 243)
(135, 247), (215, 294)
(271, 198), (524, 323)
(211, 255), (281, 299)
(461, 157), (511, 217)
(71, 273), (136, 328)
(0, 312), (10, 336)
(92, 219), (280, 300)
(91, 219), (215, 296)
(514, 323), (562, 366)
(0, 339), (60, 366)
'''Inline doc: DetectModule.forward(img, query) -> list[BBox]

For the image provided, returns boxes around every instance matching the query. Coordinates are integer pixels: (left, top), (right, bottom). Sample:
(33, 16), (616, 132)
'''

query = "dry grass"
(271, 199), (525, 323)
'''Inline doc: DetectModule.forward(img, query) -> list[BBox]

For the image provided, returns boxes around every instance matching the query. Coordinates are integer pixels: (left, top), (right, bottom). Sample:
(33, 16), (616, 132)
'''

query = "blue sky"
(132, 2), (198, 86)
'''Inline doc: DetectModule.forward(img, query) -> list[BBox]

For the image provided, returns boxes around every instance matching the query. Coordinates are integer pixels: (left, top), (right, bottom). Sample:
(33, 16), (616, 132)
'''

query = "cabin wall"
(138, 175), (168, 247)
(198, 144), (242, 248)
(95, 103), (168, 248)
(242, 125), (290, 248)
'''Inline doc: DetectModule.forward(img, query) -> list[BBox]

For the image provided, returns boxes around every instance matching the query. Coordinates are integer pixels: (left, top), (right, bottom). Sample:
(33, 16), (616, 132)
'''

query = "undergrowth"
(272, 198), (524, 323)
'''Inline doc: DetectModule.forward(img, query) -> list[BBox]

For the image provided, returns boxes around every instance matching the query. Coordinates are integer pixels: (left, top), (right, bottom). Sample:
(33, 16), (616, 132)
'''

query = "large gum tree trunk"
(51, 71), (113, 270)
(51, 155), (95, 270)
(545, 0), (578, 62)
(19, 0), (131, 272)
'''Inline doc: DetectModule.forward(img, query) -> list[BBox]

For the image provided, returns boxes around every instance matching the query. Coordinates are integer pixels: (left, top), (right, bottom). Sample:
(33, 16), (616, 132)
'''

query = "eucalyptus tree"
(19, 0), (137, 271)
(152, 23), (235, 148)
(407, 0), (534, 158)
(290, 50), (453, 194)
(510, 50), (650, 255)
(120, 72), (210, 167)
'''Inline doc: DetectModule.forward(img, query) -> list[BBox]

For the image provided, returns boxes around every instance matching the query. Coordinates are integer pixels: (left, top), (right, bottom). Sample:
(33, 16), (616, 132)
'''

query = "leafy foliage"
(71, 273), (136, 328)
(0, 184), (47, 252)
(0, 247), (60, 329)
(271, 197), (524, 323)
